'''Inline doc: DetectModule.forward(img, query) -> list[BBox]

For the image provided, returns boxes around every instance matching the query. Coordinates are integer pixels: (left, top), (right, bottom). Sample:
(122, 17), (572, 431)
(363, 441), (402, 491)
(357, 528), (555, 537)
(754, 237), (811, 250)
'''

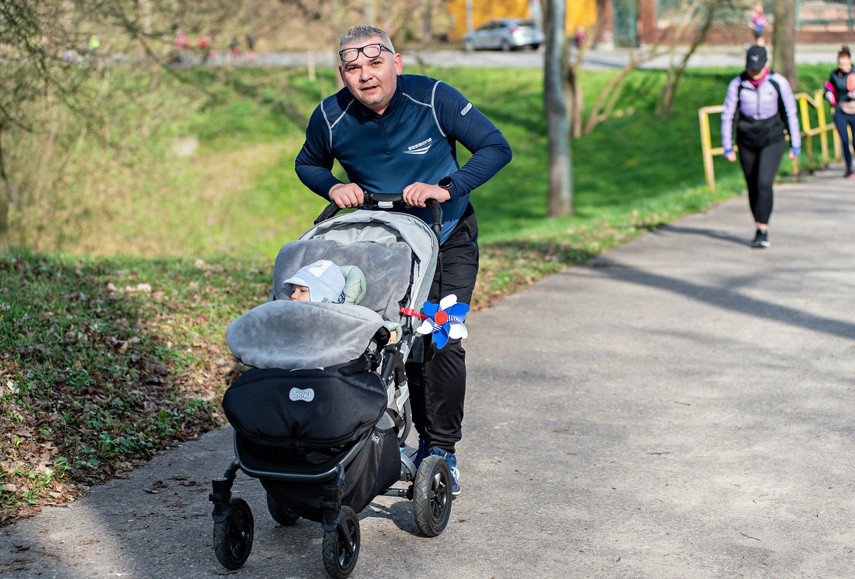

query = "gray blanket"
(226, 301), (385, 369)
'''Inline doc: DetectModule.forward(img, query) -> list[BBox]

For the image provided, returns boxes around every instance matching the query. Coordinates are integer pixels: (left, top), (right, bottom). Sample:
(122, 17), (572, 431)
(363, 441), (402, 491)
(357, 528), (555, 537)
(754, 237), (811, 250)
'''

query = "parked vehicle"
(463, 19), (545, 52)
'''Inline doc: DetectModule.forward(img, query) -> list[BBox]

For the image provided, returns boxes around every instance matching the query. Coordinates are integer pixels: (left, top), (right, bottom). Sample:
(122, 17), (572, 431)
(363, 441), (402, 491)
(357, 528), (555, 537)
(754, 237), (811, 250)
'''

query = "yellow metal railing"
(699, 90), (839, 192)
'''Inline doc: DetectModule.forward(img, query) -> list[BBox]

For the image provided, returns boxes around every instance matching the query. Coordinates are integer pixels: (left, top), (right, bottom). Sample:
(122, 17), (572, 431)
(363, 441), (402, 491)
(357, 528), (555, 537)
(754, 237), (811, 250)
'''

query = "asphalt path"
(0, 167), (853, 577)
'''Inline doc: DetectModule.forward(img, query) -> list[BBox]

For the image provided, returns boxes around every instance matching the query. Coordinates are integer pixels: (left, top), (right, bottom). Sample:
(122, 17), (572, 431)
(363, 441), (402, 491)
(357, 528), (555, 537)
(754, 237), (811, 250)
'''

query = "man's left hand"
(402, 182), (451, 208)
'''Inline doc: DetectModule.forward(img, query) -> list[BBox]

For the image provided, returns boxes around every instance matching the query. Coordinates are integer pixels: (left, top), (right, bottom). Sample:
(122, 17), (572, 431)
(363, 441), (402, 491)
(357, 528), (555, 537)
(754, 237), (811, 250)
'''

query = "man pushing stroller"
(295, 24), (512, 496)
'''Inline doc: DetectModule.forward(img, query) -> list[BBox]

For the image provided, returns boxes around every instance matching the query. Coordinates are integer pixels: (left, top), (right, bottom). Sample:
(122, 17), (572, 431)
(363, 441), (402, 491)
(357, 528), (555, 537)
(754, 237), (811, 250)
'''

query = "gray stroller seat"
(226, 238), (411, 370)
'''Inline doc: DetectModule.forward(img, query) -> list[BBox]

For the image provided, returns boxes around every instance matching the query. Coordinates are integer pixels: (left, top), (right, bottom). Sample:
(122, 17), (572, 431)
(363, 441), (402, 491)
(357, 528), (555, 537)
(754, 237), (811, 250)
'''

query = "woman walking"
(749, 4), (766, 46)
(721, 45), (800, 249)
(825, 45), (855, 178)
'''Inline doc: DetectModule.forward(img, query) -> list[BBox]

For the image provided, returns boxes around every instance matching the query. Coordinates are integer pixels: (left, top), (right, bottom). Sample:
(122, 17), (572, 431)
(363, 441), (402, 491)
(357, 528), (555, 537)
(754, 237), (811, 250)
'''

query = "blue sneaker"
(411, 437), (431, 469)
(430, 447), (460, 497)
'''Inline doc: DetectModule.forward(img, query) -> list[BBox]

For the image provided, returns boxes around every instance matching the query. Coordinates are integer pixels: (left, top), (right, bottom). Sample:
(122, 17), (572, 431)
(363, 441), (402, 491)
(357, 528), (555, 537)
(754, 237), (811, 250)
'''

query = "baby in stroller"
(284, 258), (348, 303)
(283, 258), (400, 343)
(210, 204), (453, 578)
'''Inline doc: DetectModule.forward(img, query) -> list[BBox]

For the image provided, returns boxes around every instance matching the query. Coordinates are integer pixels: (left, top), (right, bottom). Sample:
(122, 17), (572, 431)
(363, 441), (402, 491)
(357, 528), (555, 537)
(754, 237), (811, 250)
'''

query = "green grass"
(1, 61), (839, 519)
(0, 252), (269, 520)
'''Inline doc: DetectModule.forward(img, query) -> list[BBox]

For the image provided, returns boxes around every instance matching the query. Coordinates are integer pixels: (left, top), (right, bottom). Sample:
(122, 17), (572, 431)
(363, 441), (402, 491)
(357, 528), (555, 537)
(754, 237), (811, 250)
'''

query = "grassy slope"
(0, 62), (835, 519)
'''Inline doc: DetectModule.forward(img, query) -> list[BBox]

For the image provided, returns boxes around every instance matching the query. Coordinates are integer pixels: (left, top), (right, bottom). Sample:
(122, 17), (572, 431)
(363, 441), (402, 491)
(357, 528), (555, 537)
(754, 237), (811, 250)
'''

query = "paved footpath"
(0, 170), (853, 578)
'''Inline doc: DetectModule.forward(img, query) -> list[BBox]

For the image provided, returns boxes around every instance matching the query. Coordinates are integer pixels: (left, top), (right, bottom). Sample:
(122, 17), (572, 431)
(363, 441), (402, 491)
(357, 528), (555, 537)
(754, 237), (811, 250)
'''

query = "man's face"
(338, 37), (402, 115)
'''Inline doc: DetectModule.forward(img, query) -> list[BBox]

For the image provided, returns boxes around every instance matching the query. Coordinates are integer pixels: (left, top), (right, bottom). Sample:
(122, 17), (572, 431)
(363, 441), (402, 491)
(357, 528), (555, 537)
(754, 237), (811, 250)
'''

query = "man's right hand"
(725, 152), (737, 162)
(329, 183), (364, 208)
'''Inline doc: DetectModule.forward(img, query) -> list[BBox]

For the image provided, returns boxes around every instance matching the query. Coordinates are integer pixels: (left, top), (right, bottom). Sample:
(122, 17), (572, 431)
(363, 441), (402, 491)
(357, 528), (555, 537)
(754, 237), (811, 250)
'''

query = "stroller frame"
(210, 195), (453, 578)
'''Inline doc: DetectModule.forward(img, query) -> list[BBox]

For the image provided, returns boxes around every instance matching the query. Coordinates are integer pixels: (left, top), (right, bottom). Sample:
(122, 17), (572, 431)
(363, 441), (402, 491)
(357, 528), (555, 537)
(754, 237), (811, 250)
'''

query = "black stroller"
(209, 195), (453, 578)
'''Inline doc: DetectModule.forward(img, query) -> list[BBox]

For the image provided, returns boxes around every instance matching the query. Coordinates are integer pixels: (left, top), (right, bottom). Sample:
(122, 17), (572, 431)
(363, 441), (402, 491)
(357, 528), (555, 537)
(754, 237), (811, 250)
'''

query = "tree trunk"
(544, 0), (573, 217)
(0, 123), (8, 251)
(583, 57), (637, 134)
(421, 0), (432, 45)
(363, 0), (375, 25)
(570, 64), (584, 139)
(570, 16), (600, 138)
(773, 0), (797, 89)
(595, 0), (609, 44)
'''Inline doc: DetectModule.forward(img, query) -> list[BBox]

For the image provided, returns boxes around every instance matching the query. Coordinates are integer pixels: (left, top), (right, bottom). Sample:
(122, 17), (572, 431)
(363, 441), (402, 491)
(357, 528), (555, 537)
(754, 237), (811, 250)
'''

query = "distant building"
(637, 1), (855, 47)
(446, 0), (597, 41)
(448, 1), (855, 48)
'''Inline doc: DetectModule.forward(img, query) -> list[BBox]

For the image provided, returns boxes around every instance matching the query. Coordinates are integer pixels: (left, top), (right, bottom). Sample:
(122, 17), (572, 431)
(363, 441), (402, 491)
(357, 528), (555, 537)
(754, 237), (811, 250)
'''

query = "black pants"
(406, 204), (479, 454)
(833, 109), (855, 170)
(737, 139), (785, 226)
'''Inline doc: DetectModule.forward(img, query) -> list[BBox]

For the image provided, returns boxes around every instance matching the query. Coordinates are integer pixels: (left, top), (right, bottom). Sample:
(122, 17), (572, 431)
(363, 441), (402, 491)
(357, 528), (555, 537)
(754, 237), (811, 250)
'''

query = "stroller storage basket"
(222, 357), (387, 448)
(255, 417), (401, 521)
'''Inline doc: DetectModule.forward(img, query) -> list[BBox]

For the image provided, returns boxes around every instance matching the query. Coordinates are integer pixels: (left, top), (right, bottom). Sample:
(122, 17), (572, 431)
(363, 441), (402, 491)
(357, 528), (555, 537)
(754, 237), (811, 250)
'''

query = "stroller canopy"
(227, 210), (439, 370)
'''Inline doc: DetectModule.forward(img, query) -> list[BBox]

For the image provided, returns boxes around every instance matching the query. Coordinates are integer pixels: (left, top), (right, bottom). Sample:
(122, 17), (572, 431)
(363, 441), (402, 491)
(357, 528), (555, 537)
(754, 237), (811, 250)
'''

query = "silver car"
(463, 18), (545, 52)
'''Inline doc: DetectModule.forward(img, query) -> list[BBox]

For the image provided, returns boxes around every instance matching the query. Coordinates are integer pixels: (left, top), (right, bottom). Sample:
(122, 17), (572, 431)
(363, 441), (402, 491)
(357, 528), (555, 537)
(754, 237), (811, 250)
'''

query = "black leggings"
(406, 205), (479, 454)
(833, 109), (855, 169)
(737, 139), (786, 226)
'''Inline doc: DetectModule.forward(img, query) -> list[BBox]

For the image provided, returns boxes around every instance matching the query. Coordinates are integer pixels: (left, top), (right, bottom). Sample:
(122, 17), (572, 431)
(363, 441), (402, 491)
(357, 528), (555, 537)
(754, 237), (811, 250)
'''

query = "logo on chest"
(404, 137), (433, 155)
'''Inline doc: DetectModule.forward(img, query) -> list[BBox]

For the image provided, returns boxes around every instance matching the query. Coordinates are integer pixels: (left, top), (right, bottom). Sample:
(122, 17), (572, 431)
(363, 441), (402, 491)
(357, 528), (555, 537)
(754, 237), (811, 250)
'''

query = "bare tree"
(579, 1), (742, 133)
(772, 0), (797, 88)
(543, 0), (572, 217)
(0, 0), (289, 249)
(582, 52), (649, 135)
(577, 0), (663, 134)
(0, 1), (101, 249)
(656, 0), (736, 119)
(568, 10), (602, 138)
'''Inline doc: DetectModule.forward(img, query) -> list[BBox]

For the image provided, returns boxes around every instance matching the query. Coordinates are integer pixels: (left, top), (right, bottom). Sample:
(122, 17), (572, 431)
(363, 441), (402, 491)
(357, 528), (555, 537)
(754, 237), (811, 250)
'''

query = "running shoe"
(751, 229), (770, 248)
(429, 447), (460, 497)
(845, 167), (855, 179)
(411, 437), (431, 469)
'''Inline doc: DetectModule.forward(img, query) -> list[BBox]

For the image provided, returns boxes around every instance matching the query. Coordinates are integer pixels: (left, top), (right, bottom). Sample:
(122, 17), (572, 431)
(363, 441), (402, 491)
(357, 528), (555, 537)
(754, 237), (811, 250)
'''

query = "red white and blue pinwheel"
(415, 294), (469, 349)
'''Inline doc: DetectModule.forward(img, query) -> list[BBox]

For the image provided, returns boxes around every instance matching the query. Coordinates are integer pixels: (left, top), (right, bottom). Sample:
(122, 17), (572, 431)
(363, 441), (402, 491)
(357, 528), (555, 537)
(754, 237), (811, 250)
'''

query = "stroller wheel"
(213, 497), (254, 570)
(322, 505), (360, 579)
(413, 455), (452, 537)
(266, 492), (300, 526)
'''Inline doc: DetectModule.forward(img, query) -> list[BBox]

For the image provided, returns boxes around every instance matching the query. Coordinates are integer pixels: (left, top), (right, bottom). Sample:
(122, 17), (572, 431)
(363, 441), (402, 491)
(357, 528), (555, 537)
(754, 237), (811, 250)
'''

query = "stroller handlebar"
(314, 192), (442, 241)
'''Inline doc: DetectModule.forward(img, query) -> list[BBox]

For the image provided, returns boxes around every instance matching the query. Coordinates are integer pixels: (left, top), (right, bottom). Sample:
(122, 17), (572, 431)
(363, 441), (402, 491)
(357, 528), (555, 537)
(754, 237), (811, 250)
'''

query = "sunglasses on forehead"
(339, 43), (393, 63)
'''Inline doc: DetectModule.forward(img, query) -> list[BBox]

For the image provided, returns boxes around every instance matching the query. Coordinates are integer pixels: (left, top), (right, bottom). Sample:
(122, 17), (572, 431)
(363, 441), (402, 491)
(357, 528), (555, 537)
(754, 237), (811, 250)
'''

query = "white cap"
(283, 260), (346, 303)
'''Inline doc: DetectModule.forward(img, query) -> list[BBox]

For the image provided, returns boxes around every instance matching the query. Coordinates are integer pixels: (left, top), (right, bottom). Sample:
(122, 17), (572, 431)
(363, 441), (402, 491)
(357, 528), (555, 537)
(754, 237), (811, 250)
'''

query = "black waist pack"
(736, 114), (785, 149)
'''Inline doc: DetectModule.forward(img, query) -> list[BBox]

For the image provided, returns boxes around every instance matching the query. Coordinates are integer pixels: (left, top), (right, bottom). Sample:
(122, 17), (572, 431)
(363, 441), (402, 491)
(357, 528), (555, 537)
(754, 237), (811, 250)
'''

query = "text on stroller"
(289, 387), (315, 402)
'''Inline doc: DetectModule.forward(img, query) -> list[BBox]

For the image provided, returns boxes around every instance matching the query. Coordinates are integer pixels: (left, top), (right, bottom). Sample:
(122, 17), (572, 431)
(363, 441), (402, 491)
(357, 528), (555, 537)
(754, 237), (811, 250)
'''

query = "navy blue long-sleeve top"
(295, 74), (512, 243)
(828, 67), (855, 109)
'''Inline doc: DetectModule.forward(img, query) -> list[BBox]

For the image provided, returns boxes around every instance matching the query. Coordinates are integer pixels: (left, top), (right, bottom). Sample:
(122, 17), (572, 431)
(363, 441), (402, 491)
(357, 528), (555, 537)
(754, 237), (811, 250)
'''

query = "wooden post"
(698, 107), (715, 193)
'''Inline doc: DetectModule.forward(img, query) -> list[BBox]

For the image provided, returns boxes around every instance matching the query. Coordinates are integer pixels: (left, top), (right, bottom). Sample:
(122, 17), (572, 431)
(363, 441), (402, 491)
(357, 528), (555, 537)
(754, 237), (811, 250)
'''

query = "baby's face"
(290, 285), (312, 302)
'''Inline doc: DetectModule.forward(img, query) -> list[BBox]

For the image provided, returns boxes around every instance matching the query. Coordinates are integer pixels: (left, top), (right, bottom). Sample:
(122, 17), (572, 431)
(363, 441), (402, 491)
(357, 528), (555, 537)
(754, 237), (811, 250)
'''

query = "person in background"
(295, 24), (512, 496)
(825, 45), (855, 178)
(573, 25), (586, 49)
(229, 37), (240, 63)
(245, 34), (257, 62)
(749, 5), (766, 46)
(198, 35), (213, 65)
(173, 30), (188, 52)
(721, 45), (800, 249)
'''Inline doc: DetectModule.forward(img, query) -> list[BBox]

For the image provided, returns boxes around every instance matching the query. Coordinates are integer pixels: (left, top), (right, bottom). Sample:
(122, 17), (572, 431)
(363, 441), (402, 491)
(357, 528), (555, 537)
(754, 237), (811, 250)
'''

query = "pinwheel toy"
(409, 294), (470, 349)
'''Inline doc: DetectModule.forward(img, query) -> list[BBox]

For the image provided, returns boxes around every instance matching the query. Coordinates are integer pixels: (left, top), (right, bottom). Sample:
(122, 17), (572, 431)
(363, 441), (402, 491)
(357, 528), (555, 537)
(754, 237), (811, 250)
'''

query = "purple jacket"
(721, 71), (801, 153)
